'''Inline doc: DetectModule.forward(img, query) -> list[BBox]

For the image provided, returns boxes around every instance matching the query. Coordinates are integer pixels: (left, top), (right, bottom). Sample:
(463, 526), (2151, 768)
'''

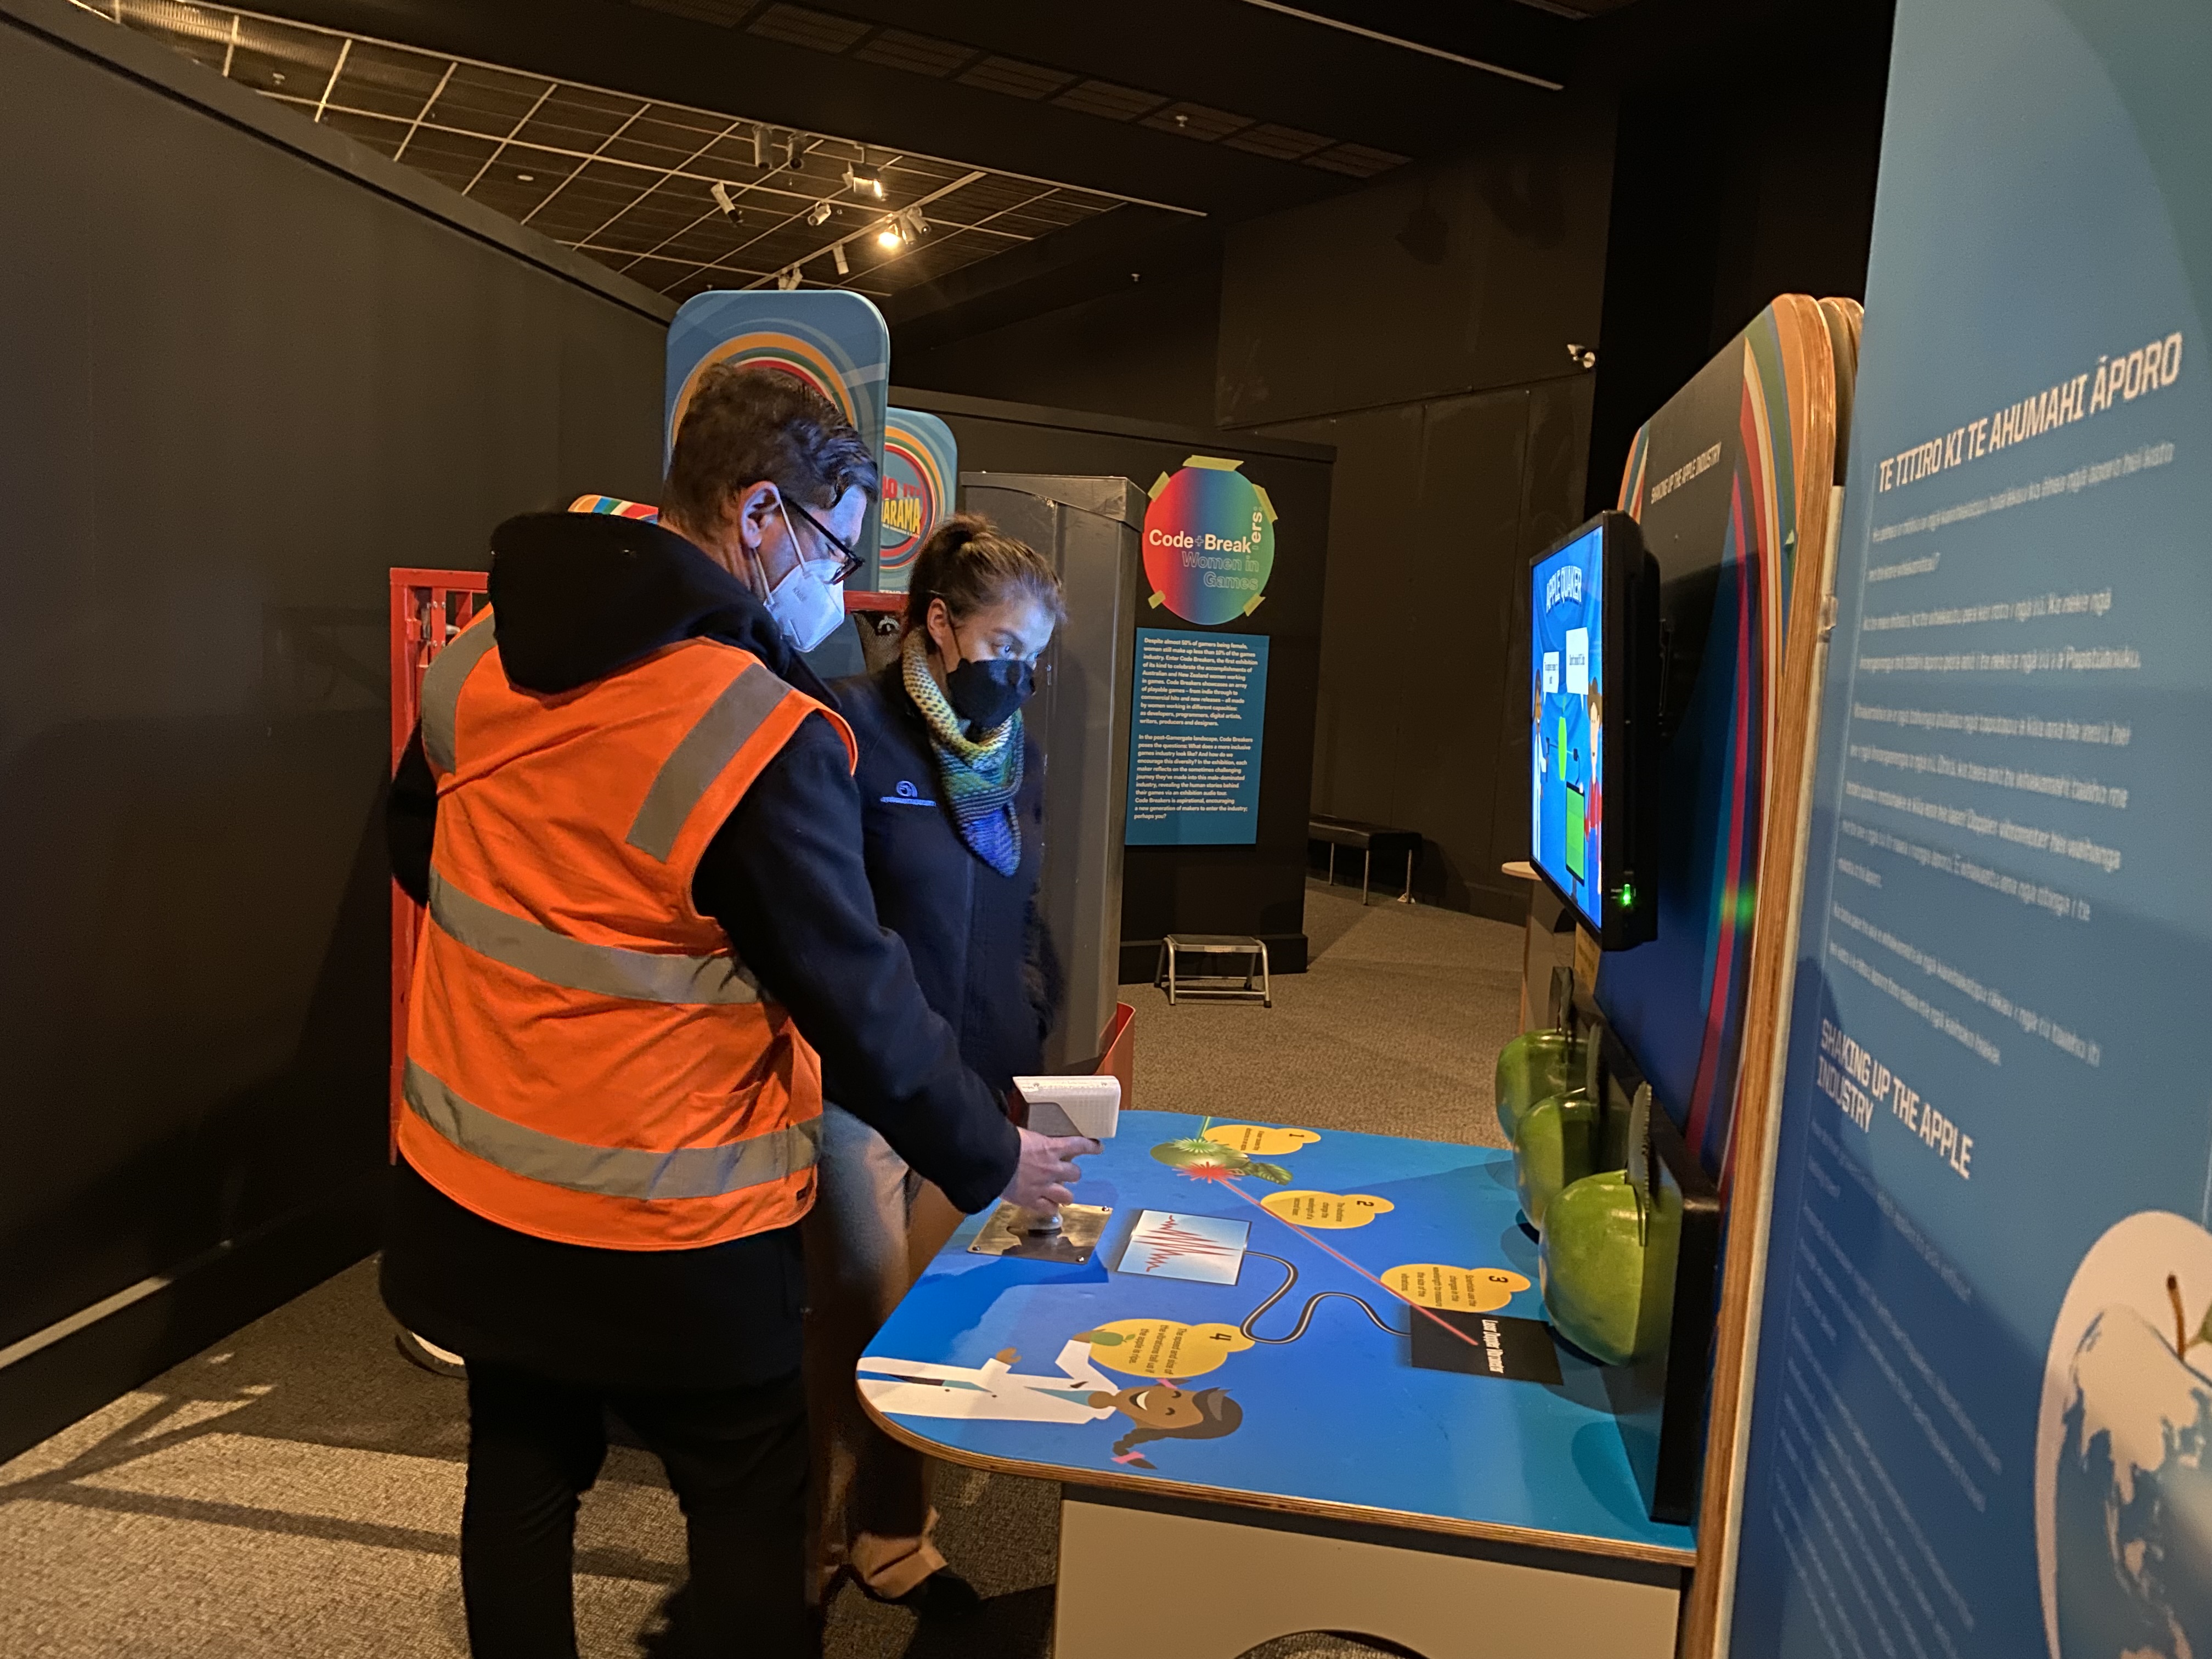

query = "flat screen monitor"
(1530, 511), (1659, 950)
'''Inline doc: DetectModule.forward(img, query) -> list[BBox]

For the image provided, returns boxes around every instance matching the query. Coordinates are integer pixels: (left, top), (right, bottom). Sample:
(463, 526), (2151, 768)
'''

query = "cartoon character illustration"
(858, 1338), (1244, 1470)
(1102, 1379), (1243, 1470)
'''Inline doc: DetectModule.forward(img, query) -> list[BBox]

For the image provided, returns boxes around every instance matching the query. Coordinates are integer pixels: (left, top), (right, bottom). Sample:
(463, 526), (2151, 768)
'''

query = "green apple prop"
(1513, 1090), (1596, 1229)
(1510, 1032), (1608, 1229)
(1493, 967), (1584, 1142)
(1539, 1086), (1681, 1367)
(1494, 1028), (1585, 1143)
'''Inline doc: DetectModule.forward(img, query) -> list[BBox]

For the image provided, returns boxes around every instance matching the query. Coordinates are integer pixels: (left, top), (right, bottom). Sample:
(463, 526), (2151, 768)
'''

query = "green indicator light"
(1617, 883), (1636, 909)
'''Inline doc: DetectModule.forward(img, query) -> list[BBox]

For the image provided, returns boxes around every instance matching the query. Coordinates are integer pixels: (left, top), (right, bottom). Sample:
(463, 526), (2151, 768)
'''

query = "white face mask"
(760, 503), (846, 652)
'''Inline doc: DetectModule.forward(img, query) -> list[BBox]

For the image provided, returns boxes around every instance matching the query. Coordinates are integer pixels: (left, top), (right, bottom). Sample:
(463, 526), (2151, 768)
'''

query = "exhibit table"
(859, 1113), (1694, 1658)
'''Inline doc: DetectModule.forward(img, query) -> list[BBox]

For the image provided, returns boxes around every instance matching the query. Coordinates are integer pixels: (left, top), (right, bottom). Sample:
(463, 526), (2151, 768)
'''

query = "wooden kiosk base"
(1056, 1486), (1683, 1659)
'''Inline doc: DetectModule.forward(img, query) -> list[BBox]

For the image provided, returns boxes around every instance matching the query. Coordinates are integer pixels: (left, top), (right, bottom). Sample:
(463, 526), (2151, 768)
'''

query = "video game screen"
(1532, 522), (1603, 924)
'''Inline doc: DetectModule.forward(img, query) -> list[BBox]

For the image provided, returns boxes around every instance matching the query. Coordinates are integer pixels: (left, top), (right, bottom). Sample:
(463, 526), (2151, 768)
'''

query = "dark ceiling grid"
(390, 61), (455, 162)
(555, 114), (753, 267)
(956, 55), (1076, 101)
(1141, 101), (1250, 143)
(84, 0), (1161, 301)
(514, 97), (661, 230)
(1221, 121), (1330, 162)
(630, 0), (759, 24)
(850, 27), (972, 78)
(1051, 80), (1168, 123)
(699, 1), (1411, 182)
(744, 1), (868, 54)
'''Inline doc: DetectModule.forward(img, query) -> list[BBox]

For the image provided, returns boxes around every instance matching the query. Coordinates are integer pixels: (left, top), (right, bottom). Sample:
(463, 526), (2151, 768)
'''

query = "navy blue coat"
(833, 663), (1059, 1096)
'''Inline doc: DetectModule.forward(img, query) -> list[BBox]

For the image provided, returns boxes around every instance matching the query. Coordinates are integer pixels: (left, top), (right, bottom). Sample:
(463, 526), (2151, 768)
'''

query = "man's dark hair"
(664, 363), (878, 531)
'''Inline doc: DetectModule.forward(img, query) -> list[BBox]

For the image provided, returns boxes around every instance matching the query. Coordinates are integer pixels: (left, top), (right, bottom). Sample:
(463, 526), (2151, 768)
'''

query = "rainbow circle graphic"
(879, 434), (947, 574)
(666, 329), (858, 452)
(1142, 459), (1277, 625)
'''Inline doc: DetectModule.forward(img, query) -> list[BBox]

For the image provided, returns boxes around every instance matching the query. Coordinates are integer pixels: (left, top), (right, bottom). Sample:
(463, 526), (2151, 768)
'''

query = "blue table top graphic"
(860, 1111), (1696, 1564)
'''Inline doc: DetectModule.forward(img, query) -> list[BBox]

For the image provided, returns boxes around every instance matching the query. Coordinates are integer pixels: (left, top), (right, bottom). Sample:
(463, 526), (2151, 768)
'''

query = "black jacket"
(835, 663), (1059, 1096)
(381, 510), (1019, 1390)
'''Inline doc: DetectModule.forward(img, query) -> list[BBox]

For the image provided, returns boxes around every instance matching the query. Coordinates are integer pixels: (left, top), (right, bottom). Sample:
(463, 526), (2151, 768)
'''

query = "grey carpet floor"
(0, 883), (1522, 1658)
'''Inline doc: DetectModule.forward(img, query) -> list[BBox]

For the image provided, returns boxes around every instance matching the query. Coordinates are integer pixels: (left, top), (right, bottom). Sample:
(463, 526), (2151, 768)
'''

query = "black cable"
(1240, 1251), (1408, 1342)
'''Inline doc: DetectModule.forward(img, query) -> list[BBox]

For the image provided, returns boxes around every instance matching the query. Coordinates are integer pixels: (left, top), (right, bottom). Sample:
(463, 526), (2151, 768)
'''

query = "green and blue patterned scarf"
(902, 630), (1024, 876)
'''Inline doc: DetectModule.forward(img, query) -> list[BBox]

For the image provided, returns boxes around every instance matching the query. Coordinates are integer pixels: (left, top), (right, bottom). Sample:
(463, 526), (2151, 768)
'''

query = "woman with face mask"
(806, 515), (1066, 1620)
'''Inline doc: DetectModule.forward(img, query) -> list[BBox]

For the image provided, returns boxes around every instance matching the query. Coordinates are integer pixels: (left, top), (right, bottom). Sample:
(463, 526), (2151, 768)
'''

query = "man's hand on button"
(1004, 1127), (1100, 1216)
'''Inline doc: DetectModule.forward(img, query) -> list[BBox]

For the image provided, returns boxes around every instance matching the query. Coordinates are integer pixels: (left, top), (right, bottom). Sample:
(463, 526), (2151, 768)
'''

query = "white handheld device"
(1013, 1075), (1122, 1141)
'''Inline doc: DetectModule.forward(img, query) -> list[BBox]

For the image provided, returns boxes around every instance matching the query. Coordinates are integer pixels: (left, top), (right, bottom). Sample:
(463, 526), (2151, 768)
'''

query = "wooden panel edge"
(858, 1391), (1697, 1569)
(1679, 347), (1847, 1659)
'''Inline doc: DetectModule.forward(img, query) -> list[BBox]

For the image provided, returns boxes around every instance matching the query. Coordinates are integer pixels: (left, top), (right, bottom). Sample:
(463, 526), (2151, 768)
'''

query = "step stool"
(1156, 935), (1272, 1007)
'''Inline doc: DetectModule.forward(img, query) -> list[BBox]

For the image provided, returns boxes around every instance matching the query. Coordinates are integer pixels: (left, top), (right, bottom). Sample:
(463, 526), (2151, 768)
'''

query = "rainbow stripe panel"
(567, 494), (659, 521)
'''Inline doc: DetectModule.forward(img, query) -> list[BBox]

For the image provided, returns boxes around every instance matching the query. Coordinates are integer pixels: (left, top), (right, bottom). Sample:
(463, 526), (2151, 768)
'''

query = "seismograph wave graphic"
(1135, 1215), (1245, 1274)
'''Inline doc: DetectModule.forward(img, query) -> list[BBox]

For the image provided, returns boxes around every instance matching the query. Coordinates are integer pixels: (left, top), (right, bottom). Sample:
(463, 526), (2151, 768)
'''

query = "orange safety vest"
(399, 608), (855, 1250)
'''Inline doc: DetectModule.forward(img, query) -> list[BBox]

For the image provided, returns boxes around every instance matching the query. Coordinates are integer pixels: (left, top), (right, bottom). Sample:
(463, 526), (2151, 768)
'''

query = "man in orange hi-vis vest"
(382, 365), (1096, 1658)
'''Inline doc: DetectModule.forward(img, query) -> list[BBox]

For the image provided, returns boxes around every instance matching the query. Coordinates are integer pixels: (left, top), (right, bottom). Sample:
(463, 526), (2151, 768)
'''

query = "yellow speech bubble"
(1075, 1319), (1255, 1379)
(1260, 1190), (1395, 1229)
(1385, 1264), (1532, 1312)
(1204, 1124), (1321, 1157)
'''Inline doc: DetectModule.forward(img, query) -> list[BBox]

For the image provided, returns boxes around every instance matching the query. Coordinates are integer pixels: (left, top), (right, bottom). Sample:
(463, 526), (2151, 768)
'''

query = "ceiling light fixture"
(710, 181), (740, 217)
(845, 163), (885, 199)
(832, 244), (849, 276)
(876, 224), (902, 249)
(805, 200), (832, 227)
(517, 173), (534, 183)
(776, 266), (802, 291)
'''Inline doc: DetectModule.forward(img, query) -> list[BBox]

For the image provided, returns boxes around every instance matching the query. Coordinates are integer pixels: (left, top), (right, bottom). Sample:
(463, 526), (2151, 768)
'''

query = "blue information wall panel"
(1729, 4), (2211, 1657)
(1125, 628), (1268, 847)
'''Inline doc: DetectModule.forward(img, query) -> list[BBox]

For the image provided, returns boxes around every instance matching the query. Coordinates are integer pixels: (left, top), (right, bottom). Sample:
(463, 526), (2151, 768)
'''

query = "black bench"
(1308, 814), (1423, 905)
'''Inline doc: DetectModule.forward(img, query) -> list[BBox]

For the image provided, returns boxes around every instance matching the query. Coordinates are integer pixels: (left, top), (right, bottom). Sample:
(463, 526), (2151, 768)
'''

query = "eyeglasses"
(783, 496), (867, 585)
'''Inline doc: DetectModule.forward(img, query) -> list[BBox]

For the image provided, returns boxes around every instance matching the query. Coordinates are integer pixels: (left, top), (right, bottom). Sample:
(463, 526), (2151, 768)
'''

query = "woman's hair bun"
(903, 514), (1067, 634)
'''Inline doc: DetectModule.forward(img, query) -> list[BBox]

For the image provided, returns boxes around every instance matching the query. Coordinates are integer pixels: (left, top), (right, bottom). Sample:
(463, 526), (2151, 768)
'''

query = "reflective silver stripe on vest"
(428, 871), (759, 1006)
(404, 1060), (820, 1201)
(627, 661), (788, 861)
(420, 614), (500, 775)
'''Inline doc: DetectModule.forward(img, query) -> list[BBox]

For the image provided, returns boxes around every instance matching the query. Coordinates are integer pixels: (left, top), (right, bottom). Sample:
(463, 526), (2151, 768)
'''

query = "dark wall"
(878, 7), (1894, 928)
(0, 0), (666, 1455)
(1581, 0), (1895, 514)
(1215, 101), (1615, 429)
(894, 390), (1332, 979)
(1256, 377), (1592, 921)
(1224, 106), (1615, 921)
(894, 252), (1223, 433)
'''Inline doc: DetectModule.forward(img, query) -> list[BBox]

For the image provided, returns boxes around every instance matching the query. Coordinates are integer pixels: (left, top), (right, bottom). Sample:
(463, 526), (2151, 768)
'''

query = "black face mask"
(944, 656), (1035, 732)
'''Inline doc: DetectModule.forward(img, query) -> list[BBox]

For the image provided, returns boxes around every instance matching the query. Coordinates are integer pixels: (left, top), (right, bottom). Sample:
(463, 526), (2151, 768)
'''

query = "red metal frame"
(389, 568), (489, 1153)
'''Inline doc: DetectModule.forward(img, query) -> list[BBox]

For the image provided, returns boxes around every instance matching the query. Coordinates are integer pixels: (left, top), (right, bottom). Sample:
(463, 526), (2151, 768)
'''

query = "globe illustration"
(2051, 1306), (2212, 1656)
(2040, 1213), (2212, 1659)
